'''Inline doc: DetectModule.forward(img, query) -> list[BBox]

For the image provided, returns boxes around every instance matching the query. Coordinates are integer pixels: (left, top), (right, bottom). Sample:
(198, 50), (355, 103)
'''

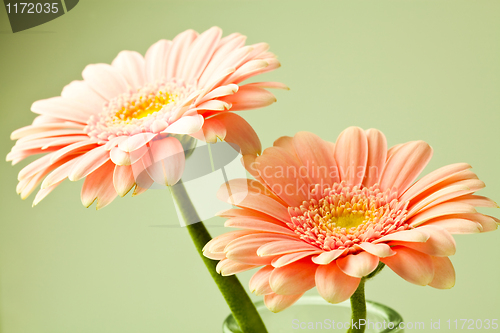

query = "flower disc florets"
(288, 182), (410, 251)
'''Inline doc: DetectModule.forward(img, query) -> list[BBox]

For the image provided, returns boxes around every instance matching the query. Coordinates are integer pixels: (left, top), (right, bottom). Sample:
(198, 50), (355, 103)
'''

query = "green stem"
(170, 182), (268, 333)
(366, 262), (385, 280)
(347, 278), (366, 333)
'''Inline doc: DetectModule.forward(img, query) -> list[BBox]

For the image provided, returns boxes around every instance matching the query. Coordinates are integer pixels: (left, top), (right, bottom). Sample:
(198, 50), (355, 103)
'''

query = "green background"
(1, 1), (499, 332)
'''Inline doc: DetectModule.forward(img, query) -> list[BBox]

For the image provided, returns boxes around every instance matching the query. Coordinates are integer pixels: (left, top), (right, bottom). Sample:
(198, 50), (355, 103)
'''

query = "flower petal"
(242, 81), (289, 90)
(113, 165), (136, 197)
(408, 202), (477, 227)
(271, 251), (322, 268)
(423, 217), (482, 234)
(196, 36), (248, 87)
(269, 259), (317, 295)
(180, 26), (222, 82)
(17, 153), (54, 181)
(195, 100), (231, 112)
(391, 225), (456, 257)
(406, 181), (483, 218)
(104, 136), (128, 150)
(374, 228), (430, 244)
(217, 178), (284, 204)
(336, 252), (379, 278)
(477, 215), (499, 232)
(312, 249), (347, 265)
(33, 181), (63, 206)
(82, 64), (129, 100)
(41, 157), (80, 189)
(111, 51), (146, 90)
(217, 207), (276, 219)
(257, 240), (320, 257)
(49, 140), (99, 164)
(233, 58), (280, 84)
(211, 112), (262, 156)
(225, 217), (297, 237)
(11, 122), (85, 141)
(249, 266), (274, 296)
(254, 148), (311, 207)
(144, 39), (172, 82)
(165, 29), (198, 81)
(264, 293), (304, 313)
(163, 115), (204, 135)
(69, 145), (110, 181)
(197, 84), (239, 104)
(110, 146), (132, 166)
(334, 127), (368, 187)
(225, 233), (294, 265)
(292, 131), (338, 186)
(363, 128), (387, 187)
(222, 192), (290, 223)
(118, 133), (157, 152)
(273, 136), (297, 157)
(191, 116), (225, 144)
(356, 242), (395, 258)
(448, 194), (499, 208)
(223, 59), (269, 84)
(17, 157), (74, 200)
(10, 135), (86, 153)
(219, 86), (276, 111)
(241, 154), (266, 184)
(380, 246), (434, 286)
(151, 119), (169, 133)
(31, 97), (91, 124)
(315, 262), (360, 304)
(16, 129), (86, 145)
(61, 80), (106, 110)
(379, 140), (433, 194)
(80, 160), (118, 209)
(399, 163), (471, 203)
(428, 256), (455, 289)
(202, 230), (253, 259)
(141, 136), (185, 186)
(215, 258), (258, 276)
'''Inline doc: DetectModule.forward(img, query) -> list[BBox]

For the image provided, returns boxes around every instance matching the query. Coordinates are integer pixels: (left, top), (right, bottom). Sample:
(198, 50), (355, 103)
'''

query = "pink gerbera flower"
(203, 127), (499, 313)
(8, 27), (286, 209)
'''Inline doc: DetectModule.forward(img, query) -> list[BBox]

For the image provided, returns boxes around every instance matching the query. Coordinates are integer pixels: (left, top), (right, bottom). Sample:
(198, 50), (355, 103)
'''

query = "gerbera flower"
(203, 127), (499, 313)
(8, 27), (286, 209)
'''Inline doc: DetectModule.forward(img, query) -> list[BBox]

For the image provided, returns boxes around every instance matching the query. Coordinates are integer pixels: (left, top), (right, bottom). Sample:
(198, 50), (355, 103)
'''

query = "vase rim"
(223, 295), (404, 333)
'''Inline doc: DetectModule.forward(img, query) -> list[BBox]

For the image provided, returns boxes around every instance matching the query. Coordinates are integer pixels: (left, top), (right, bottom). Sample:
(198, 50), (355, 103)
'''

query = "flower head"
(8, 27), (286, 209)
(203, 127), (499, 312)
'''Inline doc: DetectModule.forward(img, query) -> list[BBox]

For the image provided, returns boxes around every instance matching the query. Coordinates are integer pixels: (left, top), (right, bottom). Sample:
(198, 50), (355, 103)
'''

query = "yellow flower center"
(84, 79), (196, 141)
(315, 198), (388, 234)
(287, 182), (410, 251)
(327, 211), (366, 230)
(114, 90), (178, 123)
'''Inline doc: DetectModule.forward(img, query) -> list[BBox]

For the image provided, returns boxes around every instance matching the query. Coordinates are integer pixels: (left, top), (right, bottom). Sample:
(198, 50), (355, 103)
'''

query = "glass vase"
(222, 296), (404, 333)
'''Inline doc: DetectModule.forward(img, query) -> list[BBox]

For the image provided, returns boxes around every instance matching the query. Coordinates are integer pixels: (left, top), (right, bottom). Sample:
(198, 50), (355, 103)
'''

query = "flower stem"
(366, 262), (385, 280)
(170, 182), (268, 333)
(347, 278), (367, 333)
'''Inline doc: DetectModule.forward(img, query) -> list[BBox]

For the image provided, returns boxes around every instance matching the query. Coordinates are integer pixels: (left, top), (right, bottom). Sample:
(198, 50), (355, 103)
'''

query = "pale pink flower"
(8, 27), (286, 209)
(203, 127), (499, 312)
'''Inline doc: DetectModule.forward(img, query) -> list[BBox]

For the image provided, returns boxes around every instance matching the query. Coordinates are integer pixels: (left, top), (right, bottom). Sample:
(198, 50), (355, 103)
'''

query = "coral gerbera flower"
(203, 127), (499, 312)
(8, 27), (286, 209)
